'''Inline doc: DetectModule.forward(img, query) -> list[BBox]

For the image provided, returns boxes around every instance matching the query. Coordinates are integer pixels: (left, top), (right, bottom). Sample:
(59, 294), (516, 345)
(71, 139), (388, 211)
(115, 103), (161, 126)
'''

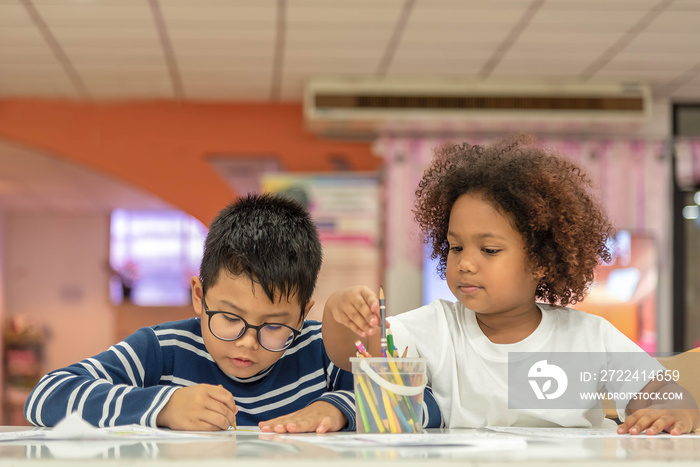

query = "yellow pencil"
(385, 354), (421, 430)
(357, 374), (385, 433)
(380, 387), (400, 433)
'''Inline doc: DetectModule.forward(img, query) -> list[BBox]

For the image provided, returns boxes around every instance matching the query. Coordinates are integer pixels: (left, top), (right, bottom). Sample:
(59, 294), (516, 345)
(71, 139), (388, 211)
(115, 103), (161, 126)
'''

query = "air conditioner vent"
(305, 79), (651, 135)
(314, 94), (645, 112)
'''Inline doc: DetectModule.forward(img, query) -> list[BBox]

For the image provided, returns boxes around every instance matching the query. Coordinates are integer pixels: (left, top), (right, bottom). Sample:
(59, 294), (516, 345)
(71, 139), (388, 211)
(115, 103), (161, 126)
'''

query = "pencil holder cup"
(350, 357), (427, 433)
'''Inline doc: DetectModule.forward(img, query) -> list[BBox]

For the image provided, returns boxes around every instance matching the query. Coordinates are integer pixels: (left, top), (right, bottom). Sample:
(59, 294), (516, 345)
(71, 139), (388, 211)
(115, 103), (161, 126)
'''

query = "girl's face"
(445, 193), (540, 317)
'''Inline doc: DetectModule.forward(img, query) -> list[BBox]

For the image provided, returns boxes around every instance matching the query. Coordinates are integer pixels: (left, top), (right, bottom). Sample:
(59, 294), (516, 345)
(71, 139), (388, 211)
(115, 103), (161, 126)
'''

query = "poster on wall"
(262, 173), (381, 321)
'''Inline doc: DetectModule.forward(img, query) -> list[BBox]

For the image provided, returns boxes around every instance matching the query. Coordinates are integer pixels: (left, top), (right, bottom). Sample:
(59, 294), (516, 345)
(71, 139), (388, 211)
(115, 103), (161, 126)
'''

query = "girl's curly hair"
(414, 135), (614, 307)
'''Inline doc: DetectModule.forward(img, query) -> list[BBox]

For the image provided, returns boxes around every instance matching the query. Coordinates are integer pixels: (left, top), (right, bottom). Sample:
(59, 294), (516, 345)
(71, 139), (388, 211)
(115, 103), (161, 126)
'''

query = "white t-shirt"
(387, 300), (663, 428)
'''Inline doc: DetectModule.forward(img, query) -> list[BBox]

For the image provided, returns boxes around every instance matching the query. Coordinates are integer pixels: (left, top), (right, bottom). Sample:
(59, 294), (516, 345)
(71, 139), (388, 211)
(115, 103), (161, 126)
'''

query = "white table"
(1, 426), (699, 466)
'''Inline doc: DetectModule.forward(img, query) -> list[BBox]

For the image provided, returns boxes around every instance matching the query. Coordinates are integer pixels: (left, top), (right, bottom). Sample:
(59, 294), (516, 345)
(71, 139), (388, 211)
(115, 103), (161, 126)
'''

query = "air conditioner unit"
(304, 79), (651, 136)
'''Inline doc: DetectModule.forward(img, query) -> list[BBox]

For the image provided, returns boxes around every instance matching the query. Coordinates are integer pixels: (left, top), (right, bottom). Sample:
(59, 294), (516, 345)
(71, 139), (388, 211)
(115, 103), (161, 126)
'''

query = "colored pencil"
(357, 374), (385, 433)
(355, 386), (371, 432)
(355, 340), (371, 358)
(379, 287), (387, 356)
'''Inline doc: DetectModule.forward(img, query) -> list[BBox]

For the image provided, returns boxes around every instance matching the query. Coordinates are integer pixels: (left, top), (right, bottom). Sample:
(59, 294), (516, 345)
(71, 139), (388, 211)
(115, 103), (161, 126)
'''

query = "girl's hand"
(618, 406), (699, 435)
(325, 286), (382, 338)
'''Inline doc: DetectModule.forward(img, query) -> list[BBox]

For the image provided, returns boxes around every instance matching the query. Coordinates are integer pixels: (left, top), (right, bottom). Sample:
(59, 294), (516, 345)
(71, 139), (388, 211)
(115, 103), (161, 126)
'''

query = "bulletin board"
(261, 173), (381, 322)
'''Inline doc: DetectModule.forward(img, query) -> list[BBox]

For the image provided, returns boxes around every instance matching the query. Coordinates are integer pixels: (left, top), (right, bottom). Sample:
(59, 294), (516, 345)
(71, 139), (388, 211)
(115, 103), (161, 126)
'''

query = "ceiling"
(1, 0), (700, 212)
(2, 0), (700, 101)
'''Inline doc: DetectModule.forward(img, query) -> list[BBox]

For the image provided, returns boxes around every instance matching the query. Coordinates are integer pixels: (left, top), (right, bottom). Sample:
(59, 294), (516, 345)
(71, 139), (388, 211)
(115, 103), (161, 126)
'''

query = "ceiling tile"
(624, 33), (700, 53)
(409, 7), (527, 25)
(288, 8), (400, 23)
(0, 0), (698, 105)
(2, 25), (54, 45)
(543, 0), (659, 10)
(528, 9), (648, 32)
(83, 82), (174, 99)
(669, 0), (700, 9)
(645, 10), (700, 32)
(32, 4), (154, 28)
(0, 4), (34, 27)
(161, 5), (275, 24)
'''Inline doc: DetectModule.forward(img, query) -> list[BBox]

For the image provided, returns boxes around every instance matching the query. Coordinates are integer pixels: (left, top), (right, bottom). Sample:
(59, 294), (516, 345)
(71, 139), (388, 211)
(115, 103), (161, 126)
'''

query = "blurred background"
(1, 0), (699, 424)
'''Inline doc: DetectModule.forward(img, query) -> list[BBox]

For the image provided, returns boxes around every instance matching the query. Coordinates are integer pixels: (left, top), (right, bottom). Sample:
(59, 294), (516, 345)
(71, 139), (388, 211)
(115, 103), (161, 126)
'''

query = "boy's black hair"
(199, 193), (322, 313)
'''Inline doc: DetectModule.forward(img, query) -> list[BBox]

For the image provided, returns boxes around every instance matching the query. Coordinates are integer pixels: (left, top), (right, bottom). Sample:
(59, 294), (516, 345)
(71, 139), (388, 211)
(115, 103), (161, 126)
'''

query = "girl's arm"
(322, 286), (383, 371)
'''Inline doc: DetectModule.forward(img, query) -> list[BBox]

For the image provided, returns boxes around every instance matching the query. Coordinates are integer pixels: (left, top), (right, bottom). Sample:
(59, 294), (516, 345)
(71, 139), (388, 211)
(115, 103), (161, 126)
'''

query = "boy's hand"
(618, 406), (699, 436)
(157, 384), (237, 431)
(326, 286), (382, 338)
(258, 401), (347, 434)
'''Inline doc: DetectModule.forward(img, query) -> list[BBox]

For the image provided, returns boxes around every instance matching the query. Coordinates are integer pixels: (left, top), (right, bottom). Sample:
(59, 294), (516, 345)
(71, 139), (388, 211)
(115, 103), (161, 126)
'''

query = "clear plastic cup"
(350, 357), (427, 433)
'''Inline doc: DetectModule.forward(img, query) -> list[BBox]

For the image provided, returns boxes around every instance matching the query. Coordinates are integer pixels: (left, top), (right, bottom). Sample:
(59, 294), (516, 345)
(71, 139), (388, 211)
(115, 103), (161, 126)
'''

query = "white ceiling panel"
(0, 80), (79, 98)
(2, 0), (694, 103)
(0, 4), (34, 27)
(169, 30), (276, 47)
(595, 69), (692, 82)
(529, 9), (649, 32)
(544, 0), (662, 10)
(30, 0), (146, 5)
(285, 26), (393, 44)
(83, 85), (174, 99)
(624, 34), (700, 54)
(185, 86), (272, 101)
(161, 5), (274, 23)
(289, 7), (401, 23)
(1, 62), (70, 78)
(669, 0), (700, 9)
(47, 27), (161, 46)
(0, 47), (57, 63)
(401, 27), (509, 44)
(66, 52), (167, 68)
(645, 10), (700, 32)
(410, 8), (527, 25)
(2, 25), (53, 45)
(32, 5), (155, 28)
(183, 70), (273, 83)
(1, 0), (700, 212)
(413, 0), (529, 10)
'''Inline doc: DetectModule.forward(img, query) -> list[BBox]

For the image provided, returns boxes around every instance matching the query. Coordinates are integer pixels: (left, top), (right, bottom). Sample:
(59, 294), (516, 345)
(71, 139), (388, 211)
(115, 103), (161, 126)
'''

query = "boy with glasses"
(25, 194), (389, 432)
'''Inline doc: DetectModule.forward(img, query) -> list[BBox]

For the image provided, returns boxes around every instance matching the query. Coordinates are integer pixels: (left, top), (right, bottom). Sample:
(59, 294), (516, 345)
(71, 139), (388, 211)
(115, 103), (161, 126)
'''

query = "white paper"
(0, 412), (256, 442)
(283, 431), (527, 451)
(487, 425), (700, 439)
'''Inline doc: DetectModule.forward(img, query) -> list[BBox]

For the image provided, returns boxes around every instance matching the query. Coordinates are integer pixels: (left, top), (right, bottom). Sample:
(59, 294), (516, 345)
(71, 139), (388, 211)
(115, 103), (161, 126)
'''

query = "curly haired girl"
(323, 136), (698, 434)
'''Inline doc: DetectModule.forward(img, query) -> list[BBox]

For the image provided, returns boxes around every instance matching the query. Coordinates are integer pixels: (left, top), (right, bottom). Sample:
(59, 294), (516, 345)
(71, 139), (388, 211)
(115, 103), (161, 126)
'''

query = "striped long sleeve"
(24, 319), (358, 429)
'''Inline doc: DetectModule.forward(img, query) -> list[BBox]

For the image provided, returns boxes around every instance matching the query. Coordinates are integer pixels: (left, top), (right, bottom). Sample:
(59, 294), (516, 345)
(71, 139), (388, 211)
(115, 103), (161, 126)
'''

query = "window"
(109, 209), (207, 306)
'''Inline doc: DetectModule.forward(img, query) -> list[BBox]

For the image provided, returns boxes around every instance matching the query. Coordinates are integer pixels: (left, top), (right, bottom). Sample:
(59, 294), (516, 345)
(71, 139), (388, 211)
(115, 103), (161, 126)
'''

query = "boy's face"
(445, 192), (541, 318)
(191, 272), (313, 379)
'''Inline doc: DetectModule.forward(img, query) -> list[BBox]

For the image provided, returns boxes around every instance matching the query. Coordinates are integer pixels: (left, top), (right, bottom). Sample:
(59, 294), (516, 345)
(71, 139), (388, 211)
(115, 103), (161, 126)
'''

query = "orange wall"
(0, 99), (379, 224)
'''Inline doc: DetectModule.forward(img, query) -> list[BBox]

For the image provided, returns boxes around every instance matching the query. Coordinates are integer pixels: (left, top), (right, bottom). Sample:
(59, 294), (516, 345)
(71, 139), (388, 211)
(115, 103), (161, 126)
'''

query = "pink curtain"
(674, 138), (700, 190)
(376, 136), (672, 272)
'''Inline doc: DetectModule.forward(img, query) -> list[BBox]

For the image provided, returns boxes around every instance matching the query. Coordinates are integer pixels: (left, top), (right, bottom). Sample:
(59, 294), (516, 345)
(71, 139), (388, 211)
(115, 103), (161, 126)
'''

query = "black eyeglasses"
(202, 296), (301, 352)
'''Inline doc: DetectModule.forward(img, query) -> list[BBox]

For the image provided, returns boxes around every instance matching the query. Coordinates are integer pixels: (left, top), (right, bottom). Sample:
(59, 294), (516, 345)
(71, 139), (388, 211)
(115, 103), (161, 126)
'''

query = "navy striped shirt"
(25, 318), (359, 429)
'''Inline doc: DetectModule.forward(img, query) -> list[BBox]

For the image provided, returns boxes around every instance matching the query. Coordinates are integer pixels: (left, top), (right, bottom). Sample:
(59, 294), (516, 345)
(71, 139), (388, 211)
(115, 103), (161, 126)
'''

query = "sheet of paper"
(487, 426), (700, 439)
(283, 431), (527, 451)
(0, 412), (242, 442)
